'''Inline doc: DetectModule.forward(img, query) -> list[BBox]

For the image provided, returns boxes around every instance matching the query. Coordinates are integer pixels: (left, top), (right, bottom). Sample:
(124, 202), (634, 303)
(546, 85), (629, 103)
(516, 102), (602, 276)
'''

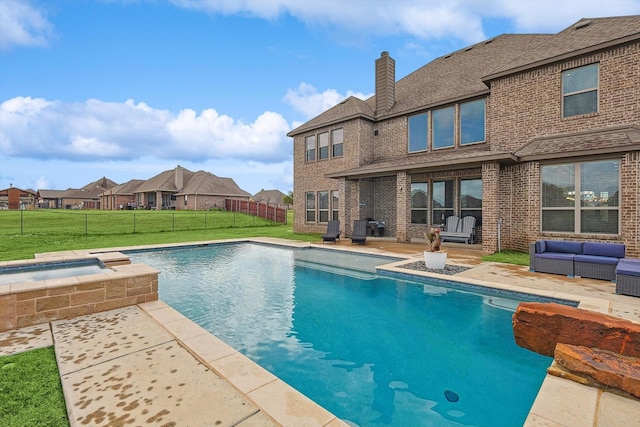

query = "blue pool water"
(128, 243), (555, 426)
(0, 259), (105, 286)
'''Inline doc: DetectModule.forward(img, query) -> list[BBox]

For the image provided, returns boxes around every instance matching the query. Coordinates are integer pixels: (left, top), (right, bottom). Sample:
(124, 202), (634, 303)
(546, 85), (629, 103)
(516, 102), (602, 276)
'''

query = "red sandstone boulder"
(512, 302), (640, 357)
(555, 343), (640, 399)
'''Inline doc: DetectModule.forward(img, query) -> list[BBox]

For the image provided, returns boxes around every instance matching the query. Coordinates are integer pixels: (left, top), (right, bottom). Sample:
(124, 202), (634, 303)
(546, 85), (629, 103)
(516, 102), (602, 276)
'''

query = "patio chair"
(443, 216), (460, 233)
(321, 220), (341, 243)
(440, 216), (476, 244)
(350, 219), (368, 245)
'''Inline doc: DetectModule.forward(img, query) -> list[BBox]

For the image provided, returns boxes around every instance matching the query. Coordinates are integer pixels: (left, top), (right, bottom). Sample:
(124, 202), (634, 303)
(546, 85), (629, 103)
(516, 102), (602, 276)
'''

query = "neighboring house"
(253, 189), (290, 209)
(175, 170), (251, 210)
(37, 190), (66, 209)
(132, 165), (250, 210)
(100, 179), (145, 210)
(133, 166), (195, 209)
(288, 16), (640, 257)
(38, 177), (117, 209)
(0, 186), (37, 209)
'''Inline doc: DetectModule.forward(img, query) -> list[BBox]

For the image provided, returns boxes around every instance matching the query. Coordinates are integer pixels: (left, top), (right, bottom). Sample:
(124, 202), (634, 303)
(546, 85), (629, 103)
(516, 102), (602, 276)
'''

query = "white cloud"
(283, 82), (372, 119)
(489, 0), (640, 32)
(0, 96), (293, 163)
(167, 0), (640, 44)
(0, 0), (53, 50)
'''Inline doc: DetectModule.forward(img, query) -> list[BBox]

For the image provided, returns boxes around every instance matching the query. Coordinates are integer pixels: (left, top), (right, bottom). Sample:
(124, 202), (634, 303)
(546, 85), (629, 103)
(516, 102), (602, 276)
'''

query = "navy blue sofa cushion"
(582, 242), (626, 258)
(574, 254), (620, 265)
(535, 240), (546, 253)
(537, 252), (575, 261)
(616, 259), (640, 277)
(544, 240), (583, 254)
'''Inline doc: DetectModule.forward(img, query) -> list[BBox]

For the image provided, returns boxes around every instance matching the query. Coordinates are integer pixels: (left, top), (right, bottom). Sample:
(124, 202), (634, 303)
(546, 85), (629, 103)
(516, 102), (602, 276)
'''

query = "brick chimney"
(375, 51), (395, 115)
(174, 165), (184, 190)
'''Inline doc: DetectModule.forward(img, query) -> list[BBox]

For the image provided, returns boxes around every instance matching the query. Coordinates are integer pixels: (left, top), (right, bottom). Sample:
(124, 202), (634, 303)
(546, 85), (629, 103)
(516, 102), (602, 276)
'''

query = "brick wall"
(0, 264), (158, 332)
(293, 117), (374, 234)
(489, 44), (640, 151)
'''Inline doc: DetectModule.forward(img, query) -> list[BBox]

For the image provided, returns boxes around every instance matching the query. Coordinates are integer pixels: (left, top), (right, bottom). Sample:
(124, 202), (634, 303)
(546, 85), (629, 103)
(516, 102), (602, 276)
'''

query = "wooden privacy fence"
(225, 199), (287, 224)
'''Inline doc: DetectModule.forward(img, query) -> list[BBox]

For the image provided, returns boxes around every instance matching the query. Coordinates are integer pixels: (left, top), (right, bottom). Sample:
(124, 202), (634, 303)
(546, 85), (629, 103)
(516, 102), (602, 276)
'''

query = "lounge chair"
(350, 219), (368, 245)
(321, 220), (341, 243)
(440, 216), (476, 244)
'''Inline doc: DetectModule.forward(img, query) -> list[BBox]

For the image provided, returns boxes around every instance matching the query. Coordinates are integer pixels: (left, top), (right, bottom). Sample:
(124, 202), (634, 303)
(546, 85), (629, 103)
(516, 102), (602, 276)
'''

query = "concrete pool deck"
(1, 237), (639, 426)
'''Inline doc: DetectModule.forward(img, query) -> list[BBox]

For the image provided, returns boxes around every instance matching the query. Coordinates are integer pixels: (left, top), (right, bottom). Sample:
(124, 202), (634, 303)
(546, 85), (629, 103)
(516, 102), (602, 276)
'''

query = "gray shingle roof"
(134, 167), (195, 193)
(100, 179), (145, 196)
(289, 15), (640, 136)
(175, 171), (250, 197)
(252, 189), (286, 204)
(515, 125), (640, 161)
(485, 15), (640, 80)
(287, 96), (374, 136)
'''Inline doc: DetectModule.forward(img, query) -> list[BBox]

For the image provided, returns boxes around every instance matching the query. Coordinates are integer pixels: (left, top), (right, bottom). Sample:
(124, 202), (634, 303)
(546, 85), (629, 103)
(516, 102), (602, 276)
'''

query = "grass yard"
(0, 209), (320, 261)
(0, 347), (69, 427)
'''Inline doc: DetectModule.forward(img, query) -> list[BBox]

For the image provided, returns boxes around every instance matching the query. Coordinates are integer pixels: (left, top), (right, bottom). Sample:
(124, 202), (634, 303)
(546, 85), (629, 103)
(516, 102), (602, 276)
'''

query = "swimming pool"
(128, 243), (556, 426)
(0, 259), (106, 286)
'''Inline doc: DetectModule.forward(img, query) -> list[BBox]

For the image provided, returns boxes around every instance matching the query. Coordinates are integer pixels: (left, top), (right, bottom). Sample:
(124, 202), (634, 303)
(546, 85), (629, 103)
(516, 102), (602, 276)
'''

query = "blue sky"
(1, 0), (639, 195)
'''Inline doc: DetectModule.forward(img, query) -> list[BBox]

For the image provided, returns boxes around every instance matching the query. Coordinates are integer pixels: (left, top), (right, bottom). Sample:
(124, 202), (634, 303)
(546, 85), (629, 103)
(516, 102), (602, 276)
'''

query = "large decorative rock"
(512, 302), (640, 358)
(554, 343), (640, 399)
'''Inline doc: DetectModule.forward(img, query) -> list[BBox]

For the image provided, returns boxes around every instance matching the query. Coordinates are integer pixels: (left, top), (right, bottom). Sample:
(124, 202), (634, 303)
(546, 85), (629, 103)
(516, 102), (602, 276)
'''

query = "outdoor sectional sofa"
(529, 240), (626, 281)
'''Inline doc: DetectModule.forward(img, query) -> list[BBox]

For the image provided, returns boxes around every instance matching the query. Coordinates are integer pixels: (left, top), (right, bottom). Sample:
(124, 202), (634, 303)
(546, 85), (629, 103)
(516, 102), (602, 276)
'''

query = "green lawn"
(0, 209), (320, 261)
(0, 347), (69, 427)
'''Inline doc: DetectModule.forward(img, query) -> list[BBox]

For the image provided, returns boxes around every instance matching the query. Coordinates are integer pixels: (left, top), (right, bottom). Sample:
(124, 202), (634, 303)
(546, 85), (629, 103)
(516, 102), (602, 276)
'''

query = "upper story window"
(331, 129), (343, 157)
(318, 132), (329, 160)
(305, 136), (315, 162)
(432, 106), (455, 149)
(562, 63), (599, 118)
(460, 99), (485, 144)
(408, 113), (428, 152)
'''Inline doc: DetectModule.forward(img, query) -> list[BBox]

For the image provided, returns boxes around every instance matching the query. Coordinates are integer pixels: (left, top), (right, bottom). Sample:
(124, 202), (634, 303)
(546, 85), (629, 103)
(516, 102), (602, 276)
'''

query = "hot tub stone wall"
(0, 264), (158, 332)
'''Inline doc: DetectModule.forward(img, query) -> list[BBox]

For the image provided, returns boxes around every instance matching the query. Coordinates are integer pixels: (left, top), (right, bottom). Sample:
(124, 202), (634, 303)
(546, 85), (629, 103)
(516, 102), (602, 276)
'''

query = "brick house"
(100, 179), (145, 210)
(131, 165), (250, 210)
(288, 16), (640, 257)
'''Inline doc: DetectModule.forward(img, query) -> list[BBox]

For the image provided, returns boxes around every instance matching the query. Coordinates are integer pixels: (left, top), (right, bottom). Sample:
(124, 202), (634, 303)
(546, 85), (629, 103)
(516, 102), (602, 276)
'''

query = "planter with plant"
(423, 227), (447, 269)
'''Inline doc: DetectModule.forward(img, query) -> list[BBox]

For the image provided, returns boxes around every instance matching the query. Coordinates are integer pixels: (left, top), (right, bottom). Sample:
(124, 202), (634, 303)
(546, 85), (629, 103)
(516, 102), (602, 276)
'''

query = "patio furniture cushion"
(582, 242), (625, 258)
(545, 241), (582, 254)
(574, 254), (620, 265)
(616, 259), (640, 277)
(535, 240), (546, 253)
(536, 252), (575, 261)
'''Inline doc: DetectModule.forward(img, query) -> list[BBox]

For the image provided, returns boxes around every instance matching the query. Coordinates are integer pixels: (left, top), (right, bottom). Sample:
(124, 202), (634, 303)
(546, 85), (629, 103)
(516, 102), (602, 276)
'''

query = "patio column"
(396, 171), (410, 243)
(338, 178), (349, 237)
(482, 162), (500, 254)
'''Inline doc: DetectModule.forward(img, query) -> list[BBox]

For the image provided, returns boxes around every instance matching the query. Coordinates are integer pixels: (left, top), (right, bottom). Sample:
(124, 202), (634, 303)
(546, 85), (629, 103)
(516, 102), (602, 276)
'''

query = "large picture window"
(318, 132), (329, 160)
(305, 192), (315, 222)
(541, 160), (618, 234)
(562, 63), (598, 118)
(408, 113), (428, 152)
(331, 129), (343, 157)
(432, 180), (454, 225)
(410, 183), (428, 224)
(305, 136), (315, 162)
(460, 179), (482, 226)
(460, 99), (485, 145)
(432, 107), (454, 149)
